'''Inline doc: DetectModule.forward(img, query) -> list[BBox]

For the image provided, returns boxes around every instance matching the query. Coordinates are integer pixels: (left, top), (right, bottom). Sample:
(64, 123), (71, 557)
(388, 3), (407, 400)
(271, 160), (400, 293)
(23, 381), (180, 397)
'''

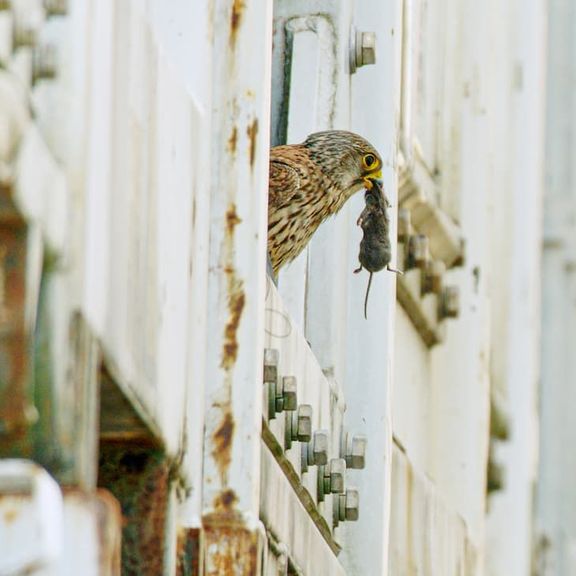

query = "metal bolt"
(44, 0), (68, 16)
(263, 348), (279, 421)
(397, 208), (412, 243)
(284, 404), (312, 449)
(422, 260), (446, 296)
(263, 348), (279, 382)
(350, 29), (376, 74)
(318, 458), (346, 501)
(342, 434), (367, 470)
(301, 430), (329, 472)
(439, 285), (460, 319)
(293, 404), (312, 442)
(14, 24), (38, 48)
(407, 234), (430, 270)
(263, 349), (278, 419)
(333, 488), (360, 526)
(276, 376), (297, 413)
(487, 456), (505, 493)
(32, 43), (57, 84)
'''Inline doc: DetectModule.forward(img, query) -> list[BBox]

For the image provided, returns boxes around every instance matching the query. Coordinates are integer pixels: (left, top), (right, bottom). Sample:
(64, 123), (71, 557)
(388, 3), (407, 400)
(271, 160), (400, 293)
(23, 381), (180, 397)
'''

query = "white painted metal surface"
(200, 0), (272, 520)
(0, 460), (62, 575)
(485, 0), (546, 573)
(535, 0), (576, 573)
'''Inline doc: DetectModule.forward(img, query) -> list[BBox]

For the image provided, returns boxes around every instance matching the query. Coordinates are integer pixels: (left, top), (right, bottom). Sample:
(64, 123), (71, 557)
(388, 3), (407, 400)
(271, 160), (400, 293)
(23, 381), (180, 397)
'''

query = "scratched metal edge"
(261, 419), (341, 555)
(396, 276), (441, 348)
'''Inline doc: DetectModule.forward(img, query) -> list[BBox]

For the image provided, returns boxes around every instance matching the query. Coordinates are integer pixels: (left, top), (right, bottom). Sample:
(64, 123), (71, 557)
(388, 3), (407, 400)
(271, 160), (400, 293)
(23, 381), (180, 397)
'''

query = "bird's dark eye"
(363, 154), (377, 168)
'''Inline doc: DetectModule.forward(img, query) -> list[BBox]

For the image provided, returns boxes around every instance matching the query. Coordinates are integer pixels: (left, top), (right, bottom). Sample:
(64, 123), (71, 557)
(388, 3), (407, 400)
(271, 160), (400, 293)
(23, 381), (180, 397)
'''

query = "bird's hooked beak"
(363, 171), (383, 190)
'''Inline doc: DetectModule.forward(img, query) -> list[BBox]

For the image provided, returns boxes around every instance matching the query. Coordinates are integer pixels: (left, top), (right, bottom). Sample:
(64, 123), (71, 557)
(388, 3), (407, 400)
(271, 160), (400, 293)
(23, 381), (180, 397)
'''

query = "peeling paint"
(202, 514), (261, 576)
(247, 118), (259, 169)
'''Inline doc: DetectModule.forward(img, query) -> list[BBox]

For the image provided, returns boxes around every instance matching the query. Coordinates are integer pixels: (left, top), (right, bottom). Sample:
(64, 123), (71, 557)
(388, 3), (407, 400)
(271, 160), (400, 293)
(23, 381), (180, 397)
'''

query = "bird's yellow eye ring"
(363, 154), (378, 169)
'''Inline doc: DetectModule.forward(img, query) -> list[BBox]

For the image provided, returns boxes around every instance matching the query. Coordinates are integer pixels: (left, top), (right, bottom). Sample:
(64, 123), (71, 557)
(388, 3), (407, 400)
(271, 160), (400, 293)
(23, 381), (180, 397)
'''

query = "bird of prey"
(267, 130), (383, 276)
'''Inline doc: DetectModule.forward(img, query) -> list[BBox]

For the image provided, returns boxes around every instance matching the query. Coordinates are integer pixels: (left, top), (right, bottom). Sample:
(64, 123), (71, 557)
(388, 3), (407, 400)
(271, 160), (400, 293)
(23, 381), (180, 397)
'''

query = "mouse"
(354, 179), (402, 319)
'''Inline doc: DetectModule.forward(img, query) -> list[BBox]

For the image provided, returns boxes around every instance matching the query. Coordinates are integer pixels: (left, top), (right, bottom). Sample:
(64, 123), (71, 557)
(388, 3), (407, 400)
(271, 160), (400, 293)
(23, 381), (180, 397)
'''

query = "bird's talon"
(353, 265), (363, 274)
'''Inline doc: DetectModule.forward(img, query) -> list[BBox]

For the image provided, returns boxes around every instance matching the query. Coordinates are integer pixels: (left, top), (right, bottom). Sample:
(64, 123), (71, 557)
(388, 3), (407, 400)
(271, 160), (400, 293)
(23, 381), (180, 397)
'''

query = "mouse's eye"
(363, 154), (377, 169)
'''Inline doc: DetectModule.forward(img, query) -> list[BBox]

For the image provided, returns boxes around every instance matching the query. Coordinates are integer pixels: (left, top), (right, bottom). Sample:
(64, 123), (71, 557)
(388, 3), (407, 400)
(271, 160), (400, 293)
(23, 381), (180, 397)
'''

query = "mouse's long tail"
(364, 273), (373, 320)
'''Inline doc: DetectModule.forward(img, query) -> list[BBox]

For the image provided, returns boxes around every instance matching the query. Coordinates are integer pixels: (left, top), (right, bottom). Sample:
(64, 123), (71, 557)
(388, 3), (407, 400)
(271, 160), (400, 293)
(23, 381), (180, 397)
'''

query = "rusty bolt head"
(439, 285), (460, 319)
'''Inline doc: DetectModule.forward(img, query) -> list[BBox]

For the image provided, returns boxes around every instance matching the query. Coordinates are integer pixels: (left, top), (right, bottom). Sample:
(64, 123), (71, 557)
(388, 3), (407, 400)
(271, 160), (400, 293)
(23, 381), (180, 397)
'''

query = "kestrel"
(267, 130), (383, 276)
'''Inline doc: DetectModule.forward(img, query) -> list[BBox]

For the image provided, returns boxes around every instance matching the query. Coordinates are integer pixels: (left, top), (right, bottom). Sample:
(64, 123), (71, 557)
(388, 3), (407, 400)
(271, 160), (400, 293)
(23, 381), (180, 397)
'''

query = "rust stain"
(212, 411), (235, 485)
(214, 488), (238, 511)
(230, 0), (245, 46)
(0, 186), (36, 454)
(227, 126), (238, 155)
(247, 119), (259, 169)
(225, 204), (242, 236)
(3, 507), (18, 524)
(221, 204), (245, 371)
(98, 444), (169, 576)
(176, 527), (201, 576)
(202, 517), (261, 576)
(221, 287), (245, 370)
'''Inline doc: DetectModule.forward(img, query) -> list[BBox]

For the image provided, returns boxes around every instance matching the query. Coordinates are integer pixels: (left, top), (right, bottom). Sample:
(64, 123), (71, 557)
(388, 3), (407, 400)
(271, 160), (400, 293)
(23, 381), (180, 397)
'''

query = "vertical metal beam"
(202, 0), (272, 570)
(337, 0), (401, 574)
(0, 184), (39, 455)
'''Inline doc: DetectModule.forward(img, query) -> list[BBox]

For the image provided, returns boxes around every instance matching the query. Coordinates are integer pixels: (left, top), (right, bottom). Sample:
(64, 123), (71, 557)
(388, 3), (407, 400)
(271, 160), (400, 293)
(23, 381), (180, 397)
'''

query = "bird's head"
(302, 130), (383, 194)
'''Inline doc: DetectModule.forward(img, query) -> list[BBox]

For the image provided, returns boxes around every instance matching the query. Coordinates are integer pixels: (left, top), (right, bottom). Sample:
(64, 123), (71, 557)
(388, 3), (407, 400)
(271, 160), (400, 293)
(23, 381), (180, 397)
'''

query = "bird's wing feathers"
(268, 145), (314, 208)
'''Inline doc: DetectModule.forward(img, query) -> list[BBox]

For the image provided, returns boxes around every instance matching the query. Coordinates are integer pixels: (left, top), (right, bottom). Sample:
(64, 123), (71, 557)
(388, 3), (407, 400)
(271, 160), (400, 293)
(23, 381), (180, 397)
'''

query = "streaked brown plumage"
(267, 130), (383, 275)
